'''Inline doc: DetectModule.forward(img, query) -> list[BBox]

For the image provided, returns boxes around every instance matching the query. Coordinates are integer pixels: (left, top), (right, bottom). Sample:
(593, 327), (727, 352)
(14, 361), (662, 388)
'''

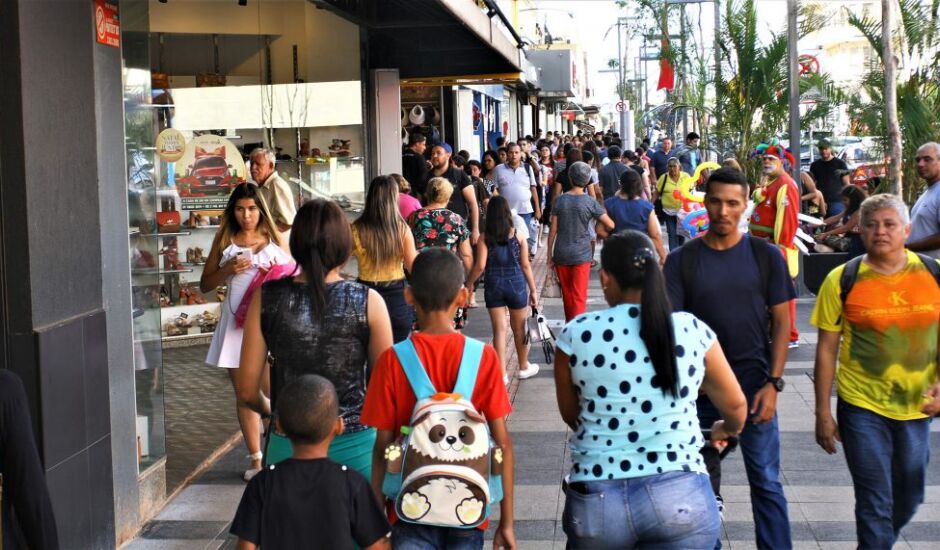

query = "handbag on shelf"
(156, 211), (181, 233)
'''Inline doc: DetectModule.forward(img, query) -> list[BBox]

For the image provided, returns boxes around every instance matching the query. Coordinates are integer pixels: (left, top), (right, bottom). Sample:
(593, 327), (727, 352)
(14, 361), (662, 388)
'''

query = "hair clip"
(632, 247), (655, 269)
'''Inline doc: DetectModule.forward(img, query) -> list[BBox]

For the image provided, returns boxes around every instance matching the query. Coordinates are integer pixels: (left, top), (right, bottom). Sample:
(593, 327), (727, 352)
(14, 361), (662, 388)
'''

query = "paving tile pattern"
(124, 237), (940, 549)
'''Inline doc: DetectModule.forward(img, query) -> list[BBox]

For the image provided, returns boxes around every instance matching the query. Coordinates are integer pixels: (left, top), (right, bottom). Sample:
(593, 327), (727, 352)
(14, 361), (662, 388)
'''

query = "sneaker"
(788, 340), (800, 349)
(519, 363), (540, 380)
(715, 495), (725, 521)
(503, 374), (510, 386)
(244, 468), (261, 482)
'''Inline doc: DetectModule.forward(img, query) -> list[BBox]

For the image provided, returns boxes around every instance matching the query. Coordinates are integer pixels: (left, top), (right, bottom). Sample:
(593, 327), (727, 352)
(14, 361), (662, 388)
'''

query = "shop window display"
(121, 0), (366, 483)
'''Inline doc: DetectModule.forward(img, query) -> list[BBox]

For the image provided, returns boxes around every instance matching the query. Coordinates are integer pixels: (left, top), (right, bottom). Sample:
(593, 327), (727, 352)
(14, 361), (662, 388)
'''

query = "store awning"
(311, 0), (522, 78)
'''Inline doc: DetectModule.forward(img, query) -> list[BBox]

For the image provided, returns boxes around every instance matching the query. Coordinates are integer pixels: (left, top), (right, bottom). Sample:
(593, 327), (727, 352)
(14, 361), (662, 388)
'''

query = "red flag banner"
(657, 39), (675, 91)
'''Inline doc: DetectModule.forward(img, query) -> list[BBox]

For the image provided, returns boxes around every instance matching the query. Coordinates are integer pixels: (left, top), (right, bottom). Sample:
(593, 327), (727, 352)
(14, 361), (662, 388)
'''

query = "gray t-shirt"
(909, 181), (940, 259)
(552, 193), (604, 265)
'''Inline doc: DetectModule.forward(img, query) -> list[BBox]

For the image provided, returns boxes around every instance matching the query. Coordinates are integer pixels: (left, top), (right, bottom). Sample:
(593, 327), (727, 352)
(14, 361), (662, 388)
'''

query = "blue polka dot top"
(556, 305), (716, 482)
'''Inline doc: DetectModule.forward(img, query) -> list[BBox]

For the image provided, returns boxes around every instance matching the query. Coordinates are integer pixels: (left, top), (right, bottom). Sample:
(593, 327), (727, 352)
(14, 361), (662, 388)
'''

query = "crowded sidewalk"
(124, 236), (940, 550)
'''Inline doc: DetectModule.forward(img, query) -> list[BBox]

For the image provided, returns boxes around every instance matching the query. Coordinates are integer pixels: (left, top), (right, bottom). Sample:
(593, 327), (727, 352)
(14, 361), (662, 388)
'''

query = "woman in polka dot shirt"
(554, 230), (747, 549)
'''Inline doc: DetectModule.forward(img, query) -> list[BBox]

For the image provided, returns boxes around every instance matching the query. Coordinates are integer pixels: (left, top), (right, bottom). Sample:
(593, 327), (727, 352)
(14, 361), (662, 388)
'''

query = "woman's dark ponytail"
(636, 249), (679, 398)
(600, 231), (679, 397)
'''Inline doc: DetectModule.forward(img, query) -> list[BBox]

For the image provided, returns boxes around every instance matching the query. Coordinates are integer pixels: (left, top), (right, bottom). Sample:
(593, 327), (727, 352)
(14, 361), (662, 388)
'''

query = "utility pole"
(883, 0), (902, 196)
(714, 0), (721, 129)
(787, 0), (800, 182)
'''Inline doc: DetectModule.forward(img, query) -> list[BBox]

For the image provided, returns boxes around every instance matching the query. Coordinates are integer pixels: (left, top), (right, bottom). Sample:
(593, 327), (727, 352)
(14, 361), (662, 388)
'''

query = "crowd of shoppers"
(33, 131), (918, 550)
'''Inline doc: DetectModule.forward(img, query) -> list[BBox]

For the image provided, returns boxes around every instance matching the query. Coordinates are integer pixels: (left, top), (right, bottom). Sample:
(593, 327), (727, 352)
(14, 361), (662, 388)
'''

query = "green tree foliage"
(845, 0), (940, 202)
(712, 0), (842, 180)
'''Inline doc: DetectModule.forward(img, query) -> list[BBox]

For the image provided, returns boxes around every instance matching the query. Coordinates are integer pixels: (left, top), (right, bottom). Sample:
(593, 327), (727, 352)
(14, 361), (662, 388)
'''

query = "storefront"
(0, 1), (521, 546)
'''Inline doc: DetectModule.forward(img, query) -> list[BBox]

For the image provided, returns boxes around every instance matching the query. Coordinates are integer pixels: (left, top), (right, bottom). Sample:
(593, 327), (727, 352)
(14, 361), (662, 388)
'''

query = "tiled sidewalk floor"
(124, 239), (940, 549)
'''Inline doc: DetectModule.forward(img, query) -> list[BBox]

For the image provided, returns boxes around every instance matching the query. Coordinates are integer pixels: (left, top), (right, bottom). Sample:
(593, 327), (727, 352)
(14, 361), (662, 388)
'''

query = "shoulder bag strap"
(452, 337), (485, 401)
(393, 339), (438, 400)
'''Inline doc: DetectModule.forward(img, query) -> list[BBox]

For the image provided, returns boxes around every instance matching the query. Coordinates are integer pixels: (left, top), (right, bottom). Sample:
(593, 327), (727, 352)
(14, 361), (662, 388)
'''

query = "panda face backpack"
(381, 337), (504, 529)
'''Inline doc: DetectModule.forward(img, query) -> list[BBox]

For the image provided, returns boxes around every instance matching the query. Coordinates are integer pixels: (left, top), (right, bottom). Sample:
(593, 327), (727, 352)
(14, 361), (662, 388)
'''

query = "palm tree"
(712, 0), (840, 180)
(845, 0), (940, 202)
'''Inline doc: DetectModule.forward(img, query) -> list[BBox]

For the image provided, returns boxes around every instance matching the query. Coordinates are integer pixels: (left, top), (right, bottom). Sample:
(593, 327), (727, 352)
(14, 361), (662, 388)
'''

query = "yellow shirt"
(657, 172), (690, 212)
(351, 225), (406, 282)
(811, 250), (940, 420)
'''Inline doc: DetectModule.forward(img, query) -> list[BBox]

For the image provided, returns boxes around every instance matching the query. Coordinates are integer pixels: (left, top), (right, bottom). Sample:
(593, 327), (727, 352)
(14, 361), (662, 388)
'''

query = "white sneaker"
(244, 468), (261, 482)
(519, 363), (540, 380)
(503, 374), (510, 386)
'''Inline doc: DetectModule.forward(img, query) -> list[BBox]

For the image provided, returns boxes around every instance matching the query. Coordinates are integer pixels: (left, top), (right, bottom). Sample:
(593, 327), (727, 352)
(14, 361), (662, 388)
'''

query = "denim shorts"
(562, 471), (719, 549)
(484, 272), (528, 310)
(391, 522), (484, 550)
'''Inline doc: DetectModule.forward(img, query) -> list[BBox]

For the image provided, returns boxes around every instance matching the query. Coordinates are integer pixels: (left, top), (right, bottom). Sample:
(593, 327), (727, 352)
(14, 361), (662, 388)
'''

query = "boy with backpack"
(230, 375), (391, 550)
(362, 248), (515, 549)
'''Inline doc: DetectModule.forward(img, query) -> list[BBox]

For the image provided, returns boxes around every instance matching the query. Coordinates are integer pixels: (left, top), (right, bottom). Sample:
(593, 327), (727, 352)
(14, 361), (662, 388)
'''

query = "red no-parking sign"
(615, 101), (626, 112)
(95, 0), (120, 48)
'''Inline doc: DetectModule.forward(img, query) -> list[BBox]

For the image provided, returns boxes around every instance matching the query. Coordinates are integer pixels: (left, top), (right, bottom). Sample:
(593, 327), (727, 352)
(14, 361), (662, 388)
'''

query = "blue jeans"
(519, 212), (537, 253)
(837, 400), (931, 549)
(663, 213), (683, 251)
(738, 414), (792, 549)
(562, 471), (719, 549)
(391, 523), (484, 550)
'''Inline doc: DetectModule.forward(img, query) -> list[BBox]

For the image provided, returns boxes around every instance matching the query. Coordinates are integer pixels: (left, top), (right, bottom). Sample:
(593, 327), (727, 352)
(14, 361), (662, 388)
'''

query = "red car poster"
(177, 135), (247, 210)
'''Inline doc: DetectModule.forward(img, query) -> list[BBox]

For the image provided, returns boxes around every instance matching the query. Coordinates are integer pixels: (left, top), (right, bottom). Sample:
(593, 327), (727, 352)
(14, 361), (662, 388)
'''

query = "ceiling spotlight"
(158, 0), (167, 3)
(238, 0), (247, 5)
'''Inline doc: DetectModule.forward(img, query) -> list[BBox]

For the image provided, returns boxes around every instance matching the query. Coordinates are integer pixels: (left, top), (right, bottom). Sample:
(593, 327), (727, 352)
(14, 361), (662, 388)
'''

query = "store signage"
(156, 129), (186, 163)
(94, 0), (120, 48)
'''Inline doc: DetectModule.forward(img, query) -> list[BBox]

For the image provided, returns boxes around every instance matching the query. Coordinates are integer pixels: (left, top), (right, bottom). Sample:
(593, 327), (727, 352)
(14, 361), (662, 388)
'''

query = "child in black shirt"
(230, 375), (390, 549)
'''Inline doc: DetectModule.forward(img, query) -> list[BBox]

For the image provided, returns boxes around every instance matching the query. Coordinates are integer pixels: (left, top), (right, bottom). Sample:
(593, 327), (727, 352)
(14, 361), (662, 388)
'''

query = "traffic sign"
(615, 101), (626, 112)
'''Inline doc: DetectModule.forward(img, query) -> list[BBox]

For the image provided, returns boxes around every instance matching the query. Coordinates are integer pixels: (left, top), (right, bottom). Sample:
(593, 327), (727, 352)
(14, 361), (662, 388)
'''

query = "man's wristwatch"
(768, 376), (785, 392)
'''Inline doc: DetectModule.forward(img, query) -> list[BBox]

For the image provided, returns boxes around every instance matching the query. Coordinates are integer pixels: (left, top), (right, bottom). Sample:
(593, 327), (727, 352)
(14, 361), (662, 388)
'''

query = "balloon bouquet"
(674, 161), (721, 239)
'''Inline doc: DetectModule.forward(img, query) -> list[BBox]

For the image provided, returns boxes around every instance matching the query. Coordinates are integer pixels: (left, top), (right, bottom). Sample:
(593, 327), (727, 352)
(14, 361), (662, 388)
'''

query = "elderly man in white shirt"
(494, 142), (541, 255)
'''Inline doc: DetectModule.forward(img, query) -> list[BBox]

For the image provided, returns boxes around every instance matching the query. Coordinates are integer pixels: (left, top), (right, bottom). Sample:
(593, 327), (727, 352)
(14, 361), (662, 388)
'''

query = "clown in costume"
(749, 141), (801, 345)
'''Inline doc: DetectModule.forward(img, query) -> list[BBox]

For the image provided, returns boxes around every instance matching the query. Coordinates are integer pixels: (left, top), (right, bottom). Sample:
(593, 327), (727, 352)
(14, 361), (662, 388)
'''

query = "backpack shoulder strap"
(839, 256), (865, 305)
(915, 253), (940, 286)
(393, 339), (437, 401)
(679, 238), (703, 306)
(452, 337), (485, 401)
(748, 236), (771, 302)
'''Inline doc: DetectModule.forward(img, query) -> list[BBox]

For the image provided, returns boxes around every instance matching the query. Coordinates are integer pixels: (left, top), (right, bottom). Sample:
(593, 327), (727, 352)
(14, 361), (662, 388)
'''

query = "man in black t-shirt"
(664, 168), (794, 550)
(809, 141), (849, 216)
(423, 144), (479, 242)
(402, 132), (429, 198)
(231, 375), (390, 550)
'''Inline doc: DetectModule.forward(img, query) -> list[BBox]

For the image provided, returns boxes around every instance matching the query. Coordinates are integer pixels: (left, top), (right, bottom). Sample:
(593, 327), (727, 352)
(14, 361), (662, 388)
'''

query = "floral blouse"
(408, 207), (468, 253)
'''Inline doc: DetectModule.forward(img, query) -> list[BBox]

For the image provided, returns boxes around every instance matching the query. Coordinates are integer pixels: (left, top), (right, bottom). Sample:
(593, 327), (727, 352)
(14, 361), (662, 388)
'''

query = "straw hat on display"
(430, 106), (441, 125)
(409, 105), (426, 126)
(402, 127), (410, 146)
(401, 107), (408, 128)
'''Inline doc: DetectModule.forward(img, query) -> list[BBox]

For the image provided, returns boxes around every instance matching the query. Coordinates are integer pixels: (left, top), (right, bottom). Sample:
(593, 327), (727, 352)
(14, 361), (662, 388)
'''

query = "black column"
(0, 1), (119, 547)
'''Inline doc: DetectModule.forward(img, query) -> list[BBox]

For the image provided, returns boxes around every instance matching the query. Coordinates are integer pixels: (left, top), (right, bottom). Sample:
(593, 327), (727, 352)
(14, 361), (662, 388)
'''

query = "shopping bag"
(526, 307), (542, 344)
(542, 269), (562, 298)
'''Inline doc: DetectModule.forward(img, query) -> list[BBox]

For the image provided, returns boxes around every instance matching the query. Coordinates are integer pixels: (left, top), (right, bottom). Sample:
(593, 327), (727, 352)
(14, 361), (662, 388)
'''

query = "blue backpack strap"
(452, 337), (485, 400)
(393, 339), (437, 401)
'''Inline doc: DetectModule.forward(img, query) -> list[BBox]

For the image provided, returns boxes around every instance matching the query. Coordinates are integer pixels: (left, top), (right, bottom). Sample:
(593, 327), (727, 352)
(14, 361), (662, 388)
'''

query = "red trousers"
(556, 263), (591, 321)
